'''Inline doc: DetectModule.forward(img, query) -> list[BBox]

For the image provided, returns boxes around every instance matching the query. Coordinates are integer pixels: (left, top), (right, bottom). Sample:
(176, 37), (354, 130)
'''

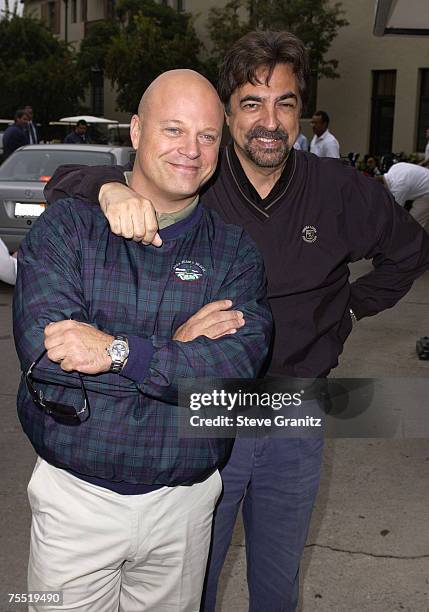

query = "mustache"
(247, 127), (289, 142)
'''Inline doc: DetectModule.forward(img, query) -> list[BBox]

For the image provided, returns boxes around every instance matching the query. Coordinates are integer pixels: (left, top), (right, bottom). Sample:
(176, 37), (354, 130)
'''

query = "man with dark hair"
(23, 105), (39, 144)
(310, 109), (340, 158)
(64, 118), (91, 144)
(45, 30), (429, 612)
(2, 109), (29, 159)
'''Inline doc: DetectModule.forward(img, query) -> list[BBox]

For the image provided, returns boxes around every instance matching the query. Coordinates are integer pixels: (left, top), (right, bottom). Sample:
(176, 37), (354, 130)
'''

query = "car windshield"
(0, 149), (114, 181)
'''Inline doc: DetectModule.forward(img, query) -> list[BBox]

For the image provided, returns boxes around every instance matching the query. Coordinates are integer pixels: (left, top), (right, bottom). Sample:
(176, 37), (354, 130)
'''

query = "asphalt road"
(0, 260), (428, 611)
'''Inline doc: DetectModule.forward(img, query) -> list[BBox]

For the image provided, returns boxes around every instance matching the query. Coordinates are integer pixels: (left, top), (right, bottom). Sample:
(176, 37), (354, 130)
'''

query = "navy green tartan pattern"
(14, 198), (272, 485)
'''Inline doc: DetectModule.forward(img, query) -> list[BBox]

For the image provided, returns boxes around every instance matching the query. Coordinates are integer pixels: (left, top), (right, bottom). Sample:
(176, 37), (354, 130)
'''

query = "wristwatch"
(106, 335), (129, 373)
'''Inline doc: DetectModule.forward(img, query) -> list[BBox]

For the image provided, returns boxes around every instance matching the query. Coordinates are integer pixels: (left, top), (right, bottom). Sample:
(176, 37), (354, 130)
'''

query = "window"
(49, 1), (60, 34)
(176, 0), (185, 10)
(41, 1), (60, 34)
(416, 69), (429, 153)
(71, 0), (77, 23)
(81, 0), (87, 21)
(369, 70), (397, 155)
(0, 149), (115, 182)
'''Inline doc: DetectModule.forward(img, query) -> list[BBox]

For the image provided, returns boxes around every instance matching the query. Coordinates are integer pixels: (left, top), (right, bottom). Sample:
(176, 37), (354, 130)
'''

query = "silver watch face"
(109, 340), (129, 361)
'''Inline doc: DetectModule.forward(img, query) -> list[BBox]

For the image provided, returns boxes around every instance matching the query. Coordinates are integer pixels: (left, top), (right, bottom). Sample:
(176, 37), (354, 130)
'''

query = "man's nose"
(178, 135), (201, 159)
(260, 106), (280, 131)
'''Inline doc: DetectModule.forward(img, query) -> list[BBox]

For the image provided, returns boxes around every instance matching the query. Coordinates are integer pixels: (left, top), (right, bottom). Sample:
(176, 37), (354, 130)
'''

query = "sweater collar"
(124, 170), (200, 231)
(157, 202), (203, 240)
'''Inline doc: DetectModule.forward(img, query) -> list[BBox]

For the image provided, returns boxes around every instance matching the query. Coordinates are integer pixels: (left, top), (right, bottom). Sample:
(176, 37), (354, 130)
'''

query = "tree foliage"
(0, 15), (84, 125)
(207, 0), (348, 81)
(0, 0), (347, 124)
(77, 20), (120, 85)
(101, 0), (203, 112)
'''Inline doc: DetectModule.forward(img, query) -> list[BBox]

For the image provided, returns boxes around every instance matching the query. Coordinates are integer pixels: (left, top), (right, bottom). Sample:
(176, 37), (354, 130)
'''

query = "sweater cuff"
(120, 335), (154, 383)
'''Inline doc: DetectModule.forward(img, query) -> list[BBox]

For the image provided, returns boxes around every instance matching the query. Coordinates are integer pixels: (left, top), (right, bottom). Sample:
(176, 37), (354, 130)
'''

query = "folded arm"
(119, 232), (272, 402)
(14, 200), (272, 404)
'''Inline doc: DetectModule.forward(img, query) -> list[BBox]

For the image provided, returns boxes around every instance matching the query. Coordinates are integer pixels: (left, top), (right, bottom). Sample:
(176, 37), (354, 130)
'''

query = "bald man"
(14, 70), (271, 611)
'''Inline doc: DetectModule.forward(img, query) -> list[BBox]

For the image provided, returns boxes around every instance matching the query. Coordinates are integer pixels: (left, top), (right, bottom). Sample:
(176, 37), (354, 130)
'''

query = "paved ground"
(0, 260), (428, 612)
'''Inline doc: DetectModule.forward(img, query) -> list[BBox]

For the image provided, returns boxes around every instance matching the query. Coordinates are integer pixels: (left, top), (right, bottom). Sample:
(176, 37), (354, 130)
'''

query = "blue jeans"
(201, 435), (324, 612)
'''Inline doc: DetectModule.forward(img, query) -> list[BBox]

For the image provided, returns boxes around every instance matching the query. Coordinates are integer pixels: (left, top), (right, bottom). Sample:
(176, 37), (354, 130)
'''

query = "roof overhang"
(374, 0), (429, 36)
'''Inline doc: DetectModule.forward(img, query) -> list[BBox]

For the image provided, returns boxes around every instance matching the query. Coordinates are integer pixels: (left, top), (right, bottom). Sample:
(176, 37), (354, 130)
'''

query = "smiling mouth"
(252, 136), (284, 147)
(168, 163), (201, 173)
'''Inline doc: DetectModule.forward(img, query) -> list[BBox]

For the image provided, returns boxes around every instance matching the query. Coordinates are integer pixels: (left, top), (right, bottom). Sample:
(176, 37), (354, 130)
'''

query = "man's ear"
(224, 111), (230, 127)
(130, 114), (141, 150)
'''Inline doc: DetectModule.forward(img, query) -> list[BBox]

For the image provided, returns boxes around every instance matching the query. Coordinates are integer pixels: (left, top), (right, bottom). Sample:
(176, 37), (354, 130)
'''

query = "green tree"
(101, 0), (203, 112)
(207, 0), (348, 96)
(0, 14), (83, 126)
(77, 20), (120, 87)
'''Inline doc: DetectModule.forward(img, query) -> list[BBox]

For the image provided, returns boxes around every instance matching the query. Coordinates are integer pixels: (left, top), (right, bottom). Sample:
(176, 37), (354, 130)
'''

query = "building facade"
(22, 0), (429, 156)
(315, 0), (429, 156)
(22, 0), (229, 120)
(23, 0), (134, 121)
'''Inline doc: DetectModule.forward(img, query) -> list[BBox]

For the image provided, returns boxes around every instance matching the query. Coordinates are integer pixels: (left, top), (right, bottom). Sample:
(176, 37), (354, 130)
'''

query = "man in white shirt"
(310, 110), (340, 158)
(380, 162), (429, 230)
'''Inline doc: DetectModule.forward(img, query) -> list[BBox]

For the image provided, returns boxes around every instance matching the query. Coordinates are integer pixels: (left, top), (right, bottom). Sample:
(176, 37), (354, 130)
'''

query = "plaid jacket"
(13, 198), (271, 486)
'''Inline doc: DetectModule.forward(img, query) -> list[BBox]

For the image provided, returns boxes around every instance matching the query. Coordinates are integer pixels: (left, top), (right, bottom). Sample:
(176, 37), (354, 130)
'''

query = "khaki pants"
(27, 458), (222, 611)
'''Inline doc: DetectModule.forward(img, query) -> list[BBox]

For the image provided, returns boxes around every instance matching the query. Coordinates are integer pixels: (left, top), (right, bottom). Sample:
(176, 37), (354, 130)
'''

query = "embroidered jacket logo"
(301, 225), (317, 243)
(173, 260), (206, 281)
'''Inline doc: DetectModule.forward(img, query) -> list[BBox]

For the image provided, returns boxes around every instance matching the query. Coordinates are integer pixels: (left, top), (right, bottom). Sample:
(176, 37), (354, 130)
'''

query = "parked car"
(0, 144), (135, 251)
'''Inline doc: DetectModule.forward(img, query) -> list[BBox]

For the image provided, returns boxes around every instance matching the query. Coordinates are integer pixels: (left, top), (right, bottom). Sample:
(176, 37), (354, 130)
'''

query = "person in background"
(378, 161), (429, 231)
(293, 125), (308, 151)
(310, 110), (340, 158)
(2, 109), (29, 159)
(64, 119), (91, 144)
(0, 239), (17, 285)
(23, 106), (39, 144)
(363, 155), (381, 177)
